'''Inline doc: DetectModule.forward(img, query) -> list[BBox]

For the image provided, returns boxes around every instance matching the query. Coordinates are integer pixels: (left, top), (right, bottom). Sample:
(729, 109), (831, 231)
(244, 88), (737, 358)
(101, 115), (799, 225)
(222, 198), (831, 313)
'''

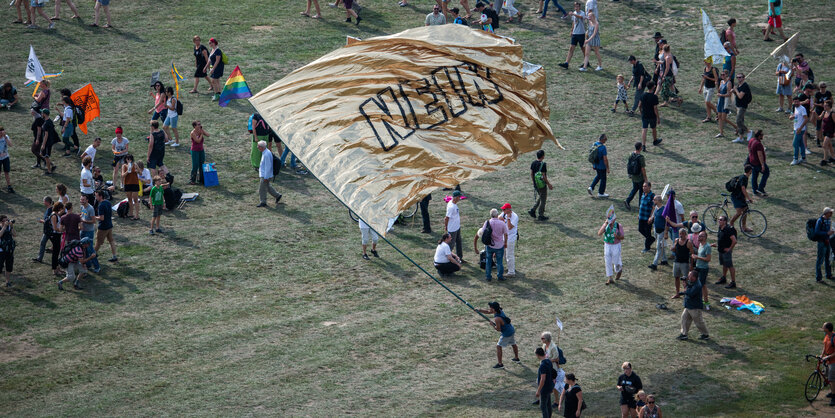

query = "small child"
(149, 175), (168, 234)
(636, 390), (648, 415)
(612, 74), (628, 112)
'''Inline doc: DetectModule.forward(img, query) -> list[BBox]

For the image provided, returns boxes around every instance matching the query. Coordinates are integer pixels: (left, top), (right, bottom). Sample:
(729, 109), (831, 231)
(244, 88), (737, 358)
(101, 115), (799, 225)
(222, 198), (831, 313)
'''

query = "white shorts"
(497, 334), (516, 347)
(360, 227), (378, 245)
(66, 262), (87, 280)
(704, 87), (715, 103)
(604, 242), (623, 277)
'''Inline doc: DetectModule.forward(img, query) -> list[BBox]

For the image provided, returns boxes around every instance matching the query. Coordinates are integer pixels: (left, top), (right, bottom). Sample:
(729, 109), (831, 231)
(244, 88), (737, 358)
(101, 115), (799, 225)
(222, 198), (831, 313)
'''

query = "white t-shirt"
(139, 168), (152, 186)
(111, 137), (129, 156)
(434, 242), (452, 264)
(80, 167), (94, 194)
(63, 106), (73, 122)
(445, 201), (460, 232)
(794, 106), (807, 131)
(501, 211), (519, 242)
(81, 144), (96, 168)
(674, 200), (685, 223)
(585, 0), (598, 20)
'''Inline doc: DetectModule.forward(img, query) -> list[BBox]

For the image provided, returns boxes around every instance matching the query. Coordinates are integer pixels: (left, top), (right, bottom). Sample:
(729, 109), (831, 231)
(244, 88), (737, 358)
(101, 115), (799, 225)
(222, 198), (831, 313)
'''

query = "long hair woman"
(121, 154), (141, 220)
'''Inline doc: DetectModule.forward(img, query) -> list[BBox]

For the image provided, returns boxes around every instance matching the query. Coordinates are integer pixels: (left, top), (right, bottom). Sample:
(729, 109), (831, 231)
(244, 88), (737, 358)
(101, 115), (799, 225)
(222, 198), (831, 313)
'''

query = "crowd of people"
(11, 0), (114, 29)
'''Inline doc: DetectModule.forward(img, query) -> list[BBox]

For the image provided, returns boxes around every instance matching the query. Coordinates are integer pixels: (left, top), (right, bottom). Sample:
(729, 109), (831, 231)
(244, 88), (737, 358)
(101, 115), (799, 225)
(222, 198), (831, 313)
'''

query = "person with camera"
(616, 362), (643, 417)
(0, 215), (17, 287)
(677, 270), (709, 341)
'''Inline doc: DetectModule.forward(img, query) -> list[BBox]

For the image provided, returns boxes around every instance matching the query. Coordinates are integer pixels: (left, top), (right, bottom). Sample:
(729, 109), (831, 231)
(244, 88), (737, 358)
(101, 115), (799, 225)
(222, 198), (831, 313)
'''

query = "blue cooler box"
(203, 163), (219, 187)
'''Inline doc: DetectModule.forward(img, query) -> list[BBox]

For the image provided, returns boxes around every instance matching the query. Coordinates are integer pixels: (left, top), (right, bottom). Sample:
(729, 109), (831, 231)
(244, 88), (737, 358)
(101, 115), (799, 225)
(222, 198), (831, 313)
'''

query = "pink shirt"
(484, 218), (508, 249)
(191, 133), (204, 152)
(154, 92), (166, 112)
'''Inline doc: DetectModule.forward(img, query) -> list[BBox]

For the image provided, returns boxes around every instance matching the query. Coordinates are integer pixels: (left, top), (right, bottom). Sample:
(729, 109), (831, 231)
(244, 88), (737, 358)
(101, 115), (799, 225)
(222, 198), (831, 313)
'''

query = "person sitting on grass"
(476, 301), (520, 369)
(434, 232), (461, 276)
(149, 175), (167, 235)
(57, 237), (95, 291)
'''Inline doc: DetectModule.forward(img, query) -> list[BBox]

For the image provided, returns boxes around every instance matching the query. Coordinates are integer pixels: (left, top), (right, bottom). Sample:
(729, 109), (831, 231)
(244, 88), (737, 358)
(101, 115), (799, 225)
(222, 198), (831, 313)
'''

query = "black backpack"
(72, 105), (85, 126)
(806, 218), (819, 241)
(272, 154), (281, 179)
(58, 239), (83, 268)
(627, 153), (641, 176)
(163, 187), (183, 210)
(773, 0), (781, 7)
(176, 99), (183, 116)
(725, 175), (743, 193)
(481, 220), (494, 246)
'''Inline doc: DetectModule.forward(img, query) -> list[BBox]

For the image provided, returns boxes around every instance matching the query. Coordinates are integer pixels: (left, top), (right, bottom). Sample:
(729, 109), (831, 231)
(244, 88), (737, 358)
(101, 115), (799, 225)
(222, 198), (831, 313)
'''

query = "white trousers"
(503, 0), (518, 17)
(505, 239), (517, 274)
(604, 242), (622, 277)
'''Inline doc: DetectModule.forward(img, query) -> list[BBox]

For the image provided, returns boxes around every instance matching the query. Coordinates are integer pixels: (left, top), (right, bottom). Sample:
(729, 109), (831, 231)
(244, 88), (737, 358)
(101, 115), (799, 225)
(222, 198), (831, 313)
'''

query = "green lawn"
(1, 0), (834, 416)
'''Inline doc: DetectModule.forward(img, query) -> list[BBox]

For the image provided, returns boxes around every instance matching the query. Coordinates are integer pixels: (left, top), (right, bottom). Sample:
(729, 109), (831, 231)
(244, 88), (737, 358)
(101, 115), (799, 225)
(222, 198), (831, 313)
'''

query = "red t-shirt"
(824, 334), (835, 365)
(748, 138), (765, 166)
(60, 213), (82, 243)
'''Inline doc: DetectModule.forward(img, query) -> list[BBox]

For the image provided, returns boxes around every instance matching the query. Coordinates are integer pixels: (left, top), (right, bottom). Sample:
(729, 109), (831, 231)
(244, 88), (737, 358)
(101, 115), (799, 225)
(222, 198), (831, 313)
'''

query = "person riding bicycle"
(822, 322), (835, 405)
(728, 165), (754, 233)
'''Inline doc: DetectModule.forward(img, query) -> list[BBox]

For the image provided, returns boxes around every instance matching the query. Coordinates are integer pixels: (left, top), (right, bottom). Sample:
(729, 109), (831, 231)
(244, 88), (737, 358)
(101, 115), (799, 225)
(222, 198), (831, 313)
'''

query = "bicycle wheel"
(740, 209), (767, 238)
(348, 209), (359, 223)
(805, 371), (823, 402)
(401, 203), (418, 219)
(703, 205), (728, 233)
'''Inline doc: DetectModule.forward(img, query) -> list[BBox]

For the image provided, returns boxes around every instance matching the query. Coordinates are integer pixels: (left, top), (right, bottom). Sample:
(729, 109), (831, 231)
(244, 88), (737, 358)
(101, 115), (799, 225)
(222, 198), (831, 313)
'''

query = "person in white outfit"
(598, 215), (624, 285)
(359, 218), (379, 260)
(500, 203), (519, 277)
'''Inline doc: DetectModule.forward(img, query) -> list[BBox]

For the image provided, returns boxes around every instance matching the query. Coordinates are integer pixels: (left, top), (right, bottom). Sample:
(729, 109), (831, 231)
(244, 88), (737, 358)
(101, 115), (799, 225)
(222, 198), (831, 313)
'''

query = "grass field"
(1, 0), (834, 416)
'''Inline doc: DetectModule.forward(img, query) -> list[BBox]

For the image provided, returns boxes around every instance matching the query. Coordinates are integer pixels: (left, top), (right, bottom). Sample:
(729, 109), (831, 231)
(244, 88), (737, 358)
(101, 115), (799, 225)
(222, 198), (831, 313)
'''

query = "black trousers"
(435, 262), (460, 275)
(540, 391), (552, 418)
(49, 233), (61, 270)
(639, 220), (655, 251)
(420, 194), (431, 232)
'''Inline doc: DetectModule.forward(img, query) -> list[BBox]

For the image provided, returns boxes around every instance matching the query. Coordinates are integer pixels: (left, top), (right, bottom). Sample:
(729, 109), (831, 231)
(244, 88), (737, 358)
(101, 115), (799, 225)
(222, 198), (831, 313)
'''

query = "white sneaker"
(579, 67), (587, 72)
(595, 66), (603, 71)
(48, 21), (55, 29)
(597, 193), (609, 198)
(775, 107), (783, 112)
(732, 138), (744, 143)
(587, 187), (593, 196)
(806, 149), (812, 155)
(790, 159), (799, 165)
(171, 143), (180, 147)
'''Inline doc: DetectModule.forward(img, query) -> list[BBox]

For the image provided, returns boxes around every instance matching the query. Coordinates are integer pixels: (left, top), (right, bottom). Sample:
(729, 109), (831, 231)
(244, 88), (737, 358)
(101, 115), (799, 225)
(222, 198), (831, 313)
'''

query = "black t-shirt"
(531, 160), (547, 187)
(31, 117), (44, 140)
(0, 87), (16, 101)
(797, 92), (811, 112)
(735, 83), (752, 108)
(717, 225), (737, 252)
(731, 174), (748, 200)
(641, 93), (659, 119)
(151, 130), (166, 156)
(704, 67), (718, 89)
(617, 373), (643, 401)
(537, 359), (555, 392)
(194, 44), (208, 67)
(632, 62), (646, 87)
(41, 119), (57, 144)
(252, 113), (270, 136)
(563, 384), (582, 417)
(483, 7), (500, 29)
(814, 91), (832, 114)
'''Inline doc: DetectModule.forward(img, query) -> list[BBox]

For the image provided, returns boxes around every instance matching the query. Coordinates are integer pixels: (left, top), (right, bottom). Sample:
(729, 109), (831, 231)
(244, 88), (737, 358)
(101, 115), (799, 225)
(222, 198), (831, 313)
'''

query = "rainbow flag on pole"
(218, 66), (253, 107)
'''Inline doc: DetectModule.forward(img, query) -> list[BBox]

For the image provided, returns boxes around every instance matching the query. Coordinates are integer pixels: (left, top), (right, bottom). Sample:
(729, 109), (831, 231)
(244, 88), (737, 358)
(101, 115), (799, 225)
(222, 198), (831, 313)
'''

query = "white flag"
(701, 10), (730, 66)
(555, 316), (563, 331)
(26, 46), (46, 82)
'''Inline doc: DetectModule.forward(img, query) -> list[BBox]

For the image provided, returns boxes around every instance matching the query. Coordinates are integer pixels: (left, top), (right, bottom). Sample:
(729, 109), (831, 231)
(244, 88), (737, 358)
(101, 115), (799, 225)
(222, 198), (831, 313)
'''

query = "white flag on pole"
(555, 316), (563, 331)
(26, 46), (46, 82)
(701, 10), (730, 66)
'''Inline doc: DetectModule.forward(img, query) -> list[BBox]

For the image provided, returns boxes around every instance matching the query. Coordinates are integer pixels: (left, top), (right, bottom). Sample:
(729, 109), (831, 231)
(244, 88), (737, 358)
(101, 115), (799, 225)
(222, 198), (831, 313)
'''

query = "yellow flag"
(250, 25), (558, 235)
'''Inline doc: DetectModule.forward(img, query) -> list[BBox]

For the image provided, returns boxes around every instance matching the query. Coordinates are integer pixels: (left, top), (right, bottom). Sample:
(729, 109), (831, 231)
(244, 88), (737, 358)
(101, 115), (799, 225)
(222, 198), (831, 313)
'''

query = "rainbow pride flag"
(218, 66), (252, 107)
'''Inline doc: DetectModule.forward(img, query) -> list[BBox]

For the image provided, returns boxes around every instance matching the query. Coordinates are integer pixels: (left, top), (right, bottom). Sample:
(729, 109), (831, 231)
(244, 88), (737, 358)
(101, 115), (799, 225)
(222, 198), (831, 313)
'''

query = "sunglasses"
(737, 76), (744, 79)
(691, 215), (698, 218)
(648, 401), (655, 404)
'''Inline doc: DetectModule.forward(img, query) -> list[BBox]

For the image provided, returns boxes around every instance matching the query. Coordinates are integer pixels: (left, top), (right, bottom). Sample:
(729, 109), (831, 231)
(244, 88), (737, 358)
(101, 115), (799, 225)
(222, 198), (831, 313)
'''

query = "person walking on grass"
(557, 2), (586, 70)
(190, 36), (211, 93)
(149, 175), (166, 235)
(691, 230), (711, 309)
(94, 189), (117, 263)
(580, 9), (602, 72)
(627, 56), (648, 115)
(444, 190), (464, 261)
(51, 0), (80, 21)
(821, 101), (835, 166)
(637, 182), (655, 253)
(535, 347), (556, 418)
(747, 130), (769, 196)
(698, 58), (719, 123)
(163, 87), (180, 147)
(624, 142), (647, 211)
(715, 70), (737, 138)
(535, 331), (565, 411)
(91, 0), (114, 28)
(32, 196), (54, 264)
(301, 0), (322, 18)
(189, 121), (208, 185)
(670, 228), (693, 300)
(617, 362), (643, 418)
(12, 0), (30, 25)
(0, 215), (16, 288)
(538, 0), (567, 19)
(256, 140), (282, 208)
(820, 322), (835, 406)
(713, 216), (737, 289)
(500, 203), (518, 277)
(763, 0), (786, 42)
(78, 194), (99, 273)
(813, 207), (833, 282)
(0, 127), (14, 193)
(638, 81), (661, 151)
(559, 373), (583, 418)
(790, 95), (809, 165)
(587, 134), (609, 198)
(598, 215), (624, 285)
(647, 195), (667, 270)
(483, 208), (508, 282)
(529, 150), (554, 221)
(476, 301), (520, 369)
(359, 218), (379, 260)
(208, 38), (224, 101)
(677, 270), (709, 341)
(342, 0), (361, 25)
(434, 232), (461, 276)
(612, 75), (628, 112)
(731, 72), (754, 144)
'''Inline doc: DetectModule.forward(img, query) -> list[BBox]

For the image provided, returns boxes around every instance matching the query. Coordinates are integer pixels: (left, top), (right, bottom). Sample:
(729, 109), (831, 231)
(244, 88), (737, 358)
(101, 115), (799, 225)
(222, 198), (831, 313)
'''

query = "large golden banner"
(250, 24), (558, 235)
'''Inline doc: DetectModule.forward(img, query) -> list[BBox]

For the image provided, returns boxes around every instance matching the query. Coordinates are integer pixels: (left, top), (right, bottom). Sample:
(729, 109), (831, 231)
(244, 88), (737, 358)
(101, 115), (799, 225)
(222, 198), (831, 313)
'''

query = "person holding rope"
(477, 301), (520, 369)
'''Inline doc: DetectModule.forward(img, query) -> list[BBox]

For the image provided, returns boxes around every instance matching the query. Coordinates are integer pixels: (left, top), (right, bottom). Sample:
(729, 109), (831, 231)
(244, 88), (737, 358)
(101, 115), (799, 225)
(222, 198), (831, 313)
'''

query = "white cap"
(690, 223), (702, 233)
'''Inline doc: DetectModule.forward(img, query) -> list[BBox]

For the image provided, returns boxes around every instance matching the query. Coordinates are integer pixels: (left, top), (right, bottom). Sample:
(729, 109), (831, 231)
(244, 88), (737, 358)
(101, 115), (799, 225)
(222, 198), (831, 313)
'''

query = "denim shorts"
(163, 113), (179, 129)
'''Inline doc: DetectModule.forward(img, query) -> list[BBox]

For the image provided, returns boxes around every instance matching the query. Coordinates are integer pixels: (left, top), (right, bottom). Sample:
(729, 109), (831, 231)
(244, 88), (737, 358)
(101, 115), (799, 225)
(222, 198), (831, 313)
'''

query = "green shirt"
(695, 243), (711, 270)
(603, 222), (622, 244)
(150, 185), (164, 206)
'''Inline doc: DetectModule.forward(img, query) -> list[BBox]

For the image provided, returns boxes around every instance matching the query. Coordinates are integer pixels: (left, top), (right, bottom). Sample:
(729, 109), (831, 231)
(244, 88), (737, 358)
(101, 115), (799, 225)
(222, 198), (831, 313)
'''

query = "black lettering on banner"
(360, 61), (504, 152)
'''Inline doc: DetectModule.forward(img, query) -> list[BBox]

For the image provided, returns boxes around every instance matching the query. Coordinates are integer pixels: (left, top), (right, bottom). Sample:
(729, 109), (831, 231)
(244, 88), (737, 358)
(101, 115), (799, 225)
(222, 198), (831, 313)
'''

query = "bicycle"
(804, 354), (832, 402)
(702, 193), (767, 238)
(348, 204), (418, 223)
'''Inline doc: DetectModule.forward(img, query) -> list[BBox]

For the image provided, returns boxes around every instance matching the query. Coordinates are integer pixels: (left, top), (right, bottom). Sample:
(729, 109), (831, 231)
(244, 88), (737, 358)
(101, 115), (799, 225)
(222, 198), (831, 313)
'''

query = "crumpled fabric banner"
(700, 9), (730, 65)
(70, 84), (100, 135)
(250, 24), (558, 235)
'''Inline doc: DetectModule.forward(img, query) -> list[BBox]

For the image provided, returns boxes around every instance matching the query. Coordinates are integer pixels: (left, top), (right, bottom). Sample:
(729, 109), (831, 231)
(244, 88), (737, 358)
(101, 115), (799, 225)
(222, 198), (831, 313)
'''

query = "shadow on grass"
(655, 146), (704, 167)
(164, 229), (199, 249)
(746, 235), (798, 255)
(552, 221), (594, 240)
(275, 204), (312, 224)
(432, 387), (537, 412)
(4, 287), (58, 309)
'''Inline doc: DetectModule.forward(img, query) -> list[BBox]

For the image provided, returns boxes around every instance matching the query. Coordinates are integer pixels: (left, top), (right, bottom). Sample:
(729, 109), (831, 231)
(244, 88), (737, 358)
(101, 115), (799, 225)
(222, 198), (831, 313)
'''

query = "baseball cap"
(501, 203), (512, 210)
(115, 127), (123, 134)
(452, 190), (462, 197)
(653, 32), (663, 38)
(824, 207), (833, 215)
(41, 108), (50, 115)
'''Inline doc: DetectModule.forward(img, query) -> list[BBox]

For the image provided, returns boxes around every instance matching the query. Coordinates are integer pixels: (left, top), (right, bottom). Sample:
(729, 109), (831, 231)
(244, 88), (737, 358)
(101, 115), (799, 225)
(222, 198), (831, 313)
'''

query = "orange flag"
(70, 84), (101, 135)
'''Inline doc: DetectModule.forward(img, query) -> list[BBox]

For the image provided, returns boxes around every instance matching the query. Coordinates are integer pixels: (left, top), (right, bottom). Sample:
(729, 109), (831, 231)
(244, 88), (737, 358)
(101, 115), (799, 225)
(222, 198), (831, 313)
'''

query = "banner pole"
(746, 54), (772, 78)
(246, 102), (494, 325)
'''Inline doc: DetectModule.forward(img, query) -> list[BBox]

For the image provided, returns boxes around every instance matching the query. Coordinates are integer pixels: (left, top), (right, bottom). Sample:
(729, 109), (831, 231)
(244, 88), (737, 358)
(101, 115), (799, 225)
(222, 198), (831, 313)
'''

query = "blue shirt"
(683, 279), (704, 309)
(653, 207), (666, 233)
(593, 142), (607, 170)
(97, 200), (113, 230)
(495, 311), (515, 337)
(638, 191), (655, 221)
(815, 216), (831, 241)
(537, 359), (555, 392)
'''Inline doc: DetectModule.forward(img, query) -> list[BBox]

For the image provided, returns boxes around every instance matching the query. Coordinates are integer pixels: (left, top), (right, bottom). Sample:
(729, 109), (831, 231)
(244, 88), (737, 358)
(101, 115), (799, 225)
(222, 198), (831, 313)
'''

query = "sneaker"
(155, 228), (163, 233)
(528, 209), (536, 218)
(370, 250), (379, 258)
(659, 260), (669, 266)
(511, 357), (521, 363)
(27, 24), (39, 29)
(355, 16), (362, 25)
(806, 149), (812, 155)
(642, 145), (647, 152)
(537, 216), (549, 221)
(714, 276), (727, 285)
(171, 143), (180, 147)
(256, 203), (267, 207)
(275, 194), (283, 204)
(149, 229), (155, 235)
(641, 249), (650, 253)
(31, 163), (41, 168)
(48, 21), (55, 29)
(652, 138), (663, 146)
(704, 301), (711, 311)
(775, 107), (783, 112)
(611, 108), (616, 113)
(561, 14), (568, 19)
(92, 267), (101, 274)
(624, 200), (631, 211)
(57, 281), (64, 291)
(6, 186), (14, 194)
(587, 187), (593, 196)
(597, 193), (609, 198)
(714, 133), (724, 138)
(648, 264), (657, 271)
(578, 66), (587, 72)
(790, 159), (800, 166)
(346, 18), (352, 23)
(595, 66), (603, 71)
(362, 254), (370, 260)
(558, 62), (568, 69)
(823, 160), (829, 166)
(725, 282), (737, 289)
(732, 137), (744, 143)
(31, 258), (42, 263)
(698, 334), (710, 340)
(493, 363), (504, 369)
(532, 400), (540, 405)
(676, 334), (688, 340)
(108, 256), (118, 262)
